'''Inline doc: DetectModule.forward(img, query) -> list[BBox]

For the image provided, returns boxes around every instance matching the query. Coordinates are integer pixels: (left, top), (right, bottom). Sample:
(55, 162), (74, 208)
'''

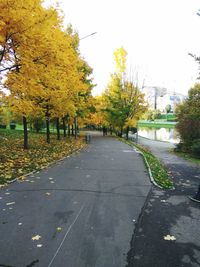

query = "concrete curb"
(132, 146), (163, 189)
(133, 146), (175, 191)
(122, 139), (175, 190)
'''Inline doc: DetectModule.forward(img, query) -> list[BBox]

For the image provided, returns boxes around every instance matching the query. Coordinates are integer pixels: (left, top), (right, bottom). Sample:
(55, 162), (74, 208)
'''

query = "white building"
(141, 86), (186, 112)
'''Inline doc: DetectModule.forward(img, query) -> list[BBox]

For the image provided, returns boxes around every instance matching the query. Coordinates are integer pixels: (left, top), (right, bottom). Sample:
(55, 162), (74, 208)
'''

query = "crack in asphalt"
(57, 167), (146, 172)
(0, 264), (15, 267)
(7, 188), (148, 198)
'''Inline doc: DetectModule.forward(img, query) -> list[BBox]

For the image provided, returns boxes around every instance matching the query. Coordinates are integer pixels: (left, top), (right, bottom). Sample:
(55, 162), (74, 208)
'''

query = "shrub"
(175, 84), (200, 151)
(191, 139), (200, 158)
(0, 124), (6, 129)
(174, 142), (184, 152)
(176, 118), (200, 149)
(10, 123), (16, 130)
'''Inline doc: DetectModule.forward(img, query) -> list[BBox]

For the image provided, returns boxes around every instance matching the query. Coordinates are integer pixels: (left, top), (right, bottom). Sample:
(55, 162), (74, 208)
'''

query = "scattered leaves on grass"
(0, 130), (85, 184)
(164, 235), (176, 241)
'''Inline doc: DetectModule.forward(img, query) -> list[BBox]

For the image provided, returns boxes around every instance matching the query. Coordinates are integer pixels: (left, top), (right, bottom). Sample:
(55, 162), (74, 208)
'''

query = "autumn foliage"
(90, 47), (147, 137)
(0, 0), (93, 148)
(0, 130), (85, 184)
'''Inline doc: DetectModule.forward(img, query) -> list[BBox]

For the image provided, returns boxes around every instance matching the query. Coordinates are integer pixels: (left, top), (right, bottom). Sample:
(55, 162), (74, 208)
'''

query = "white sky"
(47, 0), (200, 96)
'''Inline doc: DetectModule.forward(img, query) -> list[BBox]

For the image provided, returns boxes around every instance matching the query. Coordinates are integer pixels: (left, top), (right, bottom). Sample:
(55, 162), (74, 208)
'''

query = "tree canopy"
(91, 47), (147, 137)
(0, 0), (94, 148)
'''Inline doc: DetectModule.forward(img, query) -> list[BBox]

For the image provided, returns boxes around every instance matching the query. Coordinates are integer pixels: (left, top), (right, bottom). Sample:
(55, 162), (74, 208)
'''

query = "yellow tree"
(43, 26), (94, 141)
(1, 0), (94, 147)
(103, 48), (147, 137)
(1, 0), (85, 146)
(87, 94), (116, 135)
(114, 46), (127, 77)
(75, 59), (94, 137)
(0, 0), (61, 148)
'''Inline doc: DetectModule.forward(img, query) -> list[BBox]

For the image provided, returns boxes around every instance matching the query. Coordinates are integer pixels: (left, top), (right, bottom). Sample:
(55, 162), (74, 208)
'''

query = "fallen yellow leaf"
(163, 234), (176, 241)
(32, 235), (41, 241)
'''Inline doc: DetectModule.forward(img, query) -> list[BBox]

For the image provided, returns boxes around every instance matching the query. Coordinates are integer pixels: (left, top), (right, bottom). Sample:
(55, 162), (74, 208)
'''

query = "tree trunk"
(23, 116), (28, 149)
(71, 124), (74, 136)
(110, 125), (113, 135)
(46, 117), (50, 144)
(74, 117), (78, 139)
(63, 117), (66, 137)
(56, 118), (60, 140)
(120, 126), (123, 137)
(67, 124), (70, 137)
(126, 126), (129, 140)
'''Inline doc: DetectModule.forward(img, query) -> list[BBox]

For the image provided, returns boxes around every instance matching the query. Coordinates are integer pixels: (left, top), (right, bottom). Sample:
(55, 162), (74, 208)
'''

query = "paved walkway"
(127, 137), (200, 267)
(0, 135), (151, 267)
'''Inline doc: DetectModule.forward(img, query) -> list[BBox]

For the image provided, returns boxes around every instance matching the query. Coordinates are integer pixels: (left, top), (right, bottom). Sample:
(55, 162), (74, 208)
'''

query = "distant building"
(141, 86), (186, 112)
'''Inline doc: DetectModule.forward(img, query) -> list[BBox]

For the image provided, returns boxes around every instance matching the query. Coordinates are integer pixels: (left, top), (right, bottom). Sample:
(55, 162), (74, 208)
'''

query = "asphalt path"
(127, 136), (200, 267)
(0, 135), (151, 267)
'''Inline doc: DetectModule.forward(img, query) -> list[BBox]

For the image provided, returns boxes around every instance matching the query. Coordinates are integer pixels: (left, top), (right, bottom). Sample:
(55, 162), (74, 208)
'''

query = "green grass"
(6, 124), (66, 132)
(16, 124), (23, 130)
(0, 129), (85, 185)
(124, 139), (173, 189)
(138, 121), (176, 128)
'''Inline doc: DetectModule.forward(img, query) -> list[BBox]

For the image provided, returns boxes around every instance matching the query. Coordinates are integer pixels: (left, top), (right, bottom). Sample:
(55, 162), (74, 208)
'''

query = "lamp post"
(80, 32), (97, 40)
(73, 31), (97, 139)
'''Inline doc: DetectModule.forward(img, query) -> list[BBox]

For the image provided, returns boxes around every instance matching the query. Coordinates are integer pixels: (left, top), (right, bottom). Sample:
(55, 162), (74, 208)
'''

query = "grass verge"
(124, 139), (173, 189)
(138, 121), (176, 128)
(174, 151), (200, 166)
(0, 129), (86, 185)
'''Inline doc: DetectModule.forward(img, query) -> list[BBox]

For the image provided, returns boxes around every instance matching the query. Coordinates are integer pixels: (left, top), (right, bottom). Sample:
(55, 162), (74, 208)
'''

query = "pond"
(138, 126), (180, 143)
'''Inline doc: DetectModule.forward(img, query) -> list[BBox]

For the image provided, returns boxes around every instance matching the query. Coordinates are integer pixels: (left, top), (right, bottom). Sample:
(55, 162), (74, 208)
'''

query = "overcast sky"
(46, 0), (200, 96)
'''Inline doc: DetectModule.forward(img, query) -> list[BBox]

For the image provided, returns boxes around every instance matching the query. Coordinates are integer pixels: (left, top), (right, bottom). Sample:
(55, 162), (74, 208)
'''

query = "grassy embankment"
(124, 139), (173, 189)
(138, 120), (176, 129)
(0, 129), (85, 185)
(138, 114), (177, 128)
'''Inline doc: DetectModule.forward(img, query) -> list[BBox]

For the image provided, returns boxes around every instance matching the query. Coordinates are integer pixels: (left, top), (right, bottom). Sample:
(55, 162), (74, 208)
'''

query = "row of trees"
(0, 0), (94, 148)
(90, 47), (147, 138)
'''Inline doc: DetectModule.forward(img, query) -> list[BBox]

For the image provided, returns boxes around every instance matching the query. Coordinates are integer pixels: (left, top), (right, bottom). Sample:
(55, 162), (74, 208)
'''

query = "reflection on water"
(138, 127), (180, 143)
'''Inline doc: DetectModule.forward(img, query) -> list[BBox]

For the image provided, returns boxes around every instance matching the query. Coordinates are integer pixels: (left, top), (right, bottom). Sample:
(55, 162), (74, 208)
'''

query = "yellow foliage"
(0, 0), (93, 128)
